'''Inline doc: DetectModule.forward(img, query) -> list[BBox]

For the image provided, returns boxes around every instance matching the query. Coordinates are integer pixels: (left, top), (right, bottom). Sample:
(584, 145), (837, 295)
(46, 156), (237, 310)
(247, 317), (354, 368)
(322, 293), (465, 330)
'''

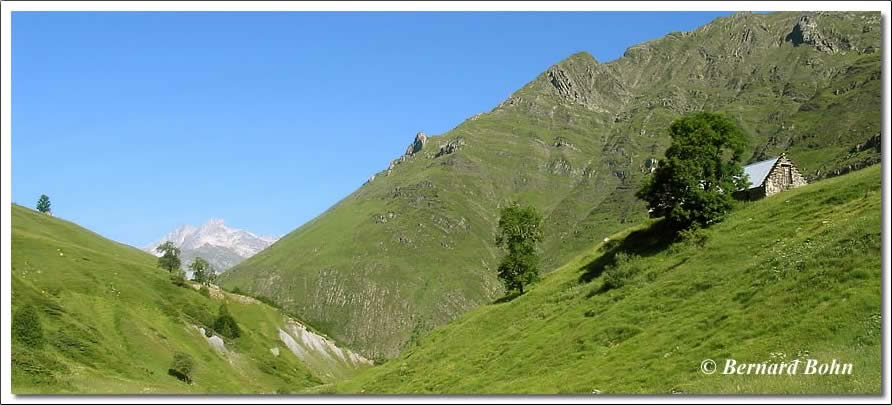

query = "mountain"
(220, 11), (882, 360)
(331, 165), (882, 394)
(10, 204), (369, 394)
(146, 219), (278, 274)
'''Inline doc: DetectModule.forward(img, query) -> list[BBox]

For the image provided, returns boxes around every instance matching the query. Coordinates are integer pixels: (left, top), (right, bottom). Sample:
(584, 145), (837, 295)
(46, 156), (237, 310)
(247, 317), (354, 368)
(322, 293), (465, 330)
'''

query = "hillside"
(220, 11), (883, 359)
(331, 164), (882, 394)
(10, 204), (369, 394)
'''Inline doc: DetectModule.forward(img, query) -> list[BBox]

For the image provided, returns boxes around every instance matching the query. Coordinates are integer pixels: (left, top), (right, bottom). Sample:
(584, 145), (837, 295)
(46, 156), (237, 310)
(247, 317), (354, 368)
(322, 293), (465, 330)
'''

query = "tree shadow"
(578, 219), (678, 284)
(492, 291), (523, 304)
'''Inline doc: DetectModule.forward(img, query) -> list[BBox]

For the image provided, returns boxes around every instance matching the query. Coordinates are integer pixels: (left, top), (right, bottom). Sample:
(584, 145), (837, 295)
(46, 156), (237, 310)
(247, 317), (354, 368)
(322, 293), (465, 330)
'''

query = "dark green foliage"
(36, 195), (51, 214)
(169, 269), (187, 287)
(602, 252), (642, 291)
(189, 257), (213, 285)
(182, 302), (215, 330)
(213, 304), (241, 339)
(155, 241), (182, 273)
(636, 113), (749, 230)
(168, 352), (195, 384)
(199, 285), (210, 297)
(677, 226), (710, 248)
(12, 305), (44, 348)
(495, 202), (544, 295)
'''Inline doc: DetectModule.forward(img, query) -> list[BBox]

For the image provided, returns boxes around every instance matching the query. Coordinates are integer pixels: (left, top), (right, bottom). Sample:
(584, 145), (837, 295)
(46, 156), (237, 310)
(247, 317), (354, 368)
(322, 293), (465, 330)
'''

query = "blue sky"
(12, 11), (733, 247)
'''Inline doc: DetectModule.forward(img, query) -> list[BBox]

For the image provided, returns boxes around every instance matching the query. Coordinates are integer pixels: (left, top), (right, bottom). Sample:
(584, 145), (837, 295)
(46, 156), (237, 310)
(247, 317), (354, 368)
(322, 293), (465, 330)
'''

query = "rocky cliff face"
(146, 219), (278, 274)
(221, 11), (882, 360)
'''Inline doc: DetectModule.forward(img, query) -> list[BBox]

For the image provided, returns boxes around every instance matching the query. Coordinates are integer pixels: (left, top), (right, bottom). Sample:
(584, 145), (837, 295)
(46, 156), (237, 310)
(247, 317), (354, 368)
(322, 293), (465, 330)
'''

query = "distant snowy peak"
(145, 219), (278, 272)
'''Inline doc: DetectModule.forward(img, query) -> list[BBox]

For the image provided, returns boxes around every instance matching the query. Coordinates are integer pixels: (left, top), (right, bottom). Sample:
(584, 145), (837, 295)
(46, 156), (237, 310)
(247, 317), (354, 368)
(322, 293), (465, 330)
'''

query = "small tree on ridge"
(189, 257), (213, 286)
(36, 195), (51, 214)
(156, 241), (182, 273)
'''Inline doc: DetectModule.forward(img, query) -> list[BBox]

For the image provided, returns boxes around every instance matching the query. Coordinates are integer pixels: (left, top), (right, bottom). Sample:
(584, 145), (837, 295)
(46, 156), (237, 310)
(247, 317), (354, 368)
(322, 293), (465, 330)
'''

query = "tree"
(494, 201), (544, 295)
(36, 195), (51, 214)
(189, 257), (213, 285)
(636, 112), (749, 230)
(168, 351), (195, 384)
(155, 241), (182, 273)
(213, 304), (241, 339)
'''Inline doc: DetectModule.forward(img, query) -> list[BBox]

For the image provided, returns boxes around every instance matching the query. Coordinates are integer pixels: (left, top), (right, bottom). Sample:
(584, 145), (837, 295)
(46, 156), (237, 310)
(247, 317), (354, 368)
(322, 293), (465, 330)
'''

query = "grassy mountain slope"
(221, 11), (882, 359)
(10, 204), (369, 394)
(331, 165), (882, 394)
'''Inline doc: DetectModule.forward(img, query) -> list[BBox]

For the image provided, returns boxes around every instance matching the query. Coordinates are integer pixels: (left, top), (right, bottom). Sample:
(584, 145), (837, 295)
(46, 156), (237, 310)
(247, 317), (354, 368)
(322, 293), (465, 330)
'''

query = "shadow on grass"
(492, 291), (523, 305)
(578, 219), (678, 285)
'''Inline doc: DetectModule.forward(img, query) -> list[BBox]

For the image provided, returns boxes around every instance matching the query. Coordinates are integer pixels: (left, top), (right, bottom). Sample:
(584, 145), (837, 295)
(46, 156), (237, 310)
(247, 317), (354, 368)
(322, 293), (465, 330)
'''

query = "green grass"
(331, 165), (882, 394)
(220, 11), (882, 359)
(10, 204), (368, 394)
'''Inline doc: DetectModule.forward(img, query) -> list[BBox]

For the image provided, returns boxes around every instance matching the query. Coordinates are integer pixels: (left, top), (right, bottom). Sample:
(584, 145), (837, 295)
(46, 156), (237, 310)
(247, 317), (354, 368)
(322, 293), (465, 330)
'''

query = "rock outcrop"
(405, 132), (427, 156)
(785, 14), (850, 54)
(435, 138), (466, 158)
(552, 136), (578, 151)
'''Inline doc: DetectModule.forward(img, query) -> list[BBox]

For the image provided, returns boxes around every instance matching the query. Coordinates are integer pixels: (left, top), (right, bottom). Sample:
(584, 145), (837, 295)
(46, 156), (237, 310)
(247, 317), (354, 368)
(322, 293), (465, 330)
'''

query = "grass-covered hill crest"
(220, 11), (882, 359)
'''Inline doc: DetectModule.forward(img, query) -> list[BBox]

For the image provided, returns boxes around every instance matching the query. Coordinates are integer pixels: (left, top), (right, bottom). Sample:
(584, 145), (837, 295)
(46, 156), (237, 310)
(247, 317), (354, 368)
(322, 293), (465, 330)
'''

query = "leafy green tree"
(636, 112), (749, 230)
(12, 304), (44, 348)
(36, 194), (51, 214)
(155, 241), (182, 273)
(494, 201), (544, 295)
(189, 257), (213, 285)
(168, 351), (195, 384)
(213, 304), (241, 339)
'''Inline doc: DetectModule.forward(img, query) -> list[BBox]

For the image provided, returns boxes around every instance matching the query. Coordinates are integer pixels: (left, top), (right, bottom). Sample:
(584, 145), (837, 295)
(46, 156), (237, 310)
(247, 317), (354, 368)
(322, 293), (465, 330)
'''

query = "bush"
(231, 286), (243, 295)
(12, 305), (44, 348)
(199, 285), (210, 297)
(678, 226), (709, 248)
(170, 270), (187, 287)
(213, 304), (241, 339)
(168, 352), (195, 384)
(602, 253), (641, 291)
(182, 302), (215, 329)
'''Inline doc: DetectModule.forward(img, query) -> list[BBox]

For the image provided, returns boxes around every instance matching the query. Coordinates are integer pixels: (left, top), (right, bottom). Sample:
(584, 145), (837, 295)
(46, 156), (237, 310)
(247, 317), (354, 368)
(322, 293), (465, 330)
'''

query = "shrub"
(678, 226), (709, 248)
(213, 304), (241, 339)
(602, 253), (641, 291)
(168, 352), (194, 384)
(170, 270), (187, 287)
(231, 286), (243, 295)
(12, 305), (44, 348)
(199, 285), (210, 297)
(182, 302), (215, 329)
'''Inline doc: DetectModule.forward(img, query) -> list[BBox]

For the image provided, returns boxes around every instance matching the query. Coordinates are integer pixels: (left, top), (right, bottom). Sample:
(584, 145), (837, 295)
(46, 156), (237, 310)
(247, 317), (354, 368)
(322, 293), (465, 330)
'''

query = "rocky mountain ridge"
(221, 11), (882, 359)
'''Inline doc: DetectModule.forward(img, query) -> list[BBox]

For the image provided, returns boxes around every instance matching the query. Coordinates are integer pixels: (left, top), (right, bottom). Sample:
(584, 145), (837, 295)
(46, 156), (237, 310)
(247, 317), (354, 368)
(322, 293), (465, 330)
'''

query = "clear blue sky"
(12, 11), (733, 247)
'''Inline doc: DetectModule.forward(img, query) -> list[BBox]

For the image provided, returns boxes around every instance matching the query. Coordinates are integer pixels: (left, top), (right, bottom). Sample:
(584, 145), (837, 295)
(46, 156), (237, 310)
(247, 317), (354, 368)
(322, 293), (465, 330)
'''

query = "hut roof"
(742, 156), (780, 189)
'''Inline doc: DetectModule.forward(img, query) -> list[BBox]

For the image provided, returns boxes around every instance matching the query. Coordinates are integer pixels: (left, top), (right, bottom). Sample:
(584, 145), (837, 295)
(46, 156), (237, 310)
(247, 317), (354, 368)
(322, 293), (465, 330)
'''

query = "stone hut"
(735, 154), (807, 200)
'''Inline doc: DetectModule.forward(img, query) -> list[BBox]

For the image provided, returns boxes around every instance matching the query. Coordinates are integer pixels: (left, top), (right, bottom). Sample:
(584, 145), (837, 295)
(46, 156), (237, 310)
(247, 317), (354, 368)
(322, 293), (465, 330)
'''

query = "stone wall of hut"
(763, 156), (807, 197)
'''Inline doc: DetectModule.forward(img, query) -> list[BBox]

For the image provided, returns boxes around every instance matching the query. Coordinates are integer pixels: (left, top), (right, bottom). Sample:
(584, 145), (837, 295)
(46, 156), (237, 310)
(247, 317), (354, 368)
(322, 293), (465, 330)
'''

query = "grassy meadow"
(330, 164), (882, 394)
